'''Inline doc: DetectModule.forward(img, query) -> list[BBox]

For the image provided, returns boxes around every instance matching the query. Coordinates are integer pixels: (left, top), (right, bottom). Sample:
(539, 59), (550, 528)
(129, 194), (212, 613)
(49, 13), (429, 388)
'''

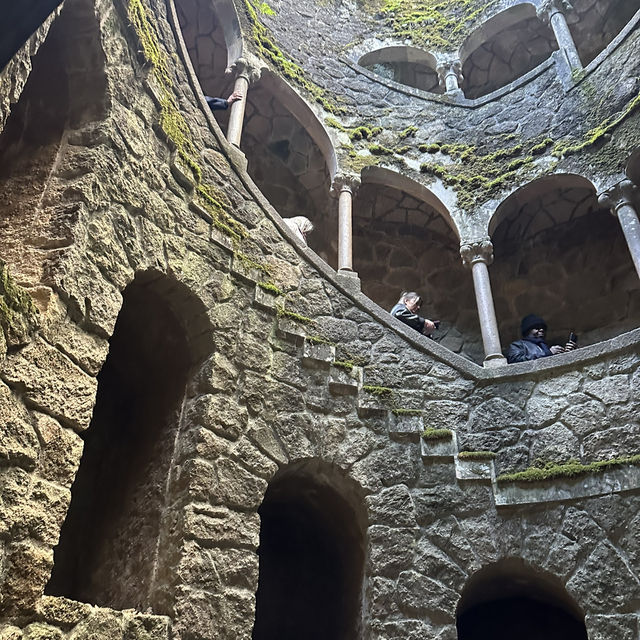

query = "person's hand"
(550, 345), (565, 355)
(564, 340), (577, 352)
(227, 91), (243, 104)
(423, 320), (436, 335)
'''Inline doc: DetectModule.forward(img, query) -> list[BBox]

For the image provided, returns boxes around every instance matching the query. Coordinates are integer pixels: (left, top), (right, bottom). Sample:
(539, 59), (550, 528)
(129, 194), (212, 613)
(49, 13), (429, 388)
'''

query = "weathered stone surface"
(183, 504), (260, 549)
(583, 375), (630, 405)
(560, 400), (606, 437)
(123, 614), (170, 640)
(2, 541), (53, 614)
(367, 485), (417, 528)
(0, 382), (39, 469)
(529, 422), (579, 463)
(525, 393), (569, 428)
(187, 394), (248, 440)
(33, 413), (83, 487)
(423, 400), (468, 430)
(586, 614), (639, 640)
(212, 457), (267, 509)
(1, 338), (97, 431)
(368, 526), (416, 577)
(536, 372), (582, 397)
(35, 596), (92, 630)
(583, 425), (640, 460)
(567, 541), (640, 612)
(67, 610), (124, 640)
(468, 397), (526, 431)
(351, 443), (419, 492)
(22, 624), (64, 640)
(395, 570), (457, 621)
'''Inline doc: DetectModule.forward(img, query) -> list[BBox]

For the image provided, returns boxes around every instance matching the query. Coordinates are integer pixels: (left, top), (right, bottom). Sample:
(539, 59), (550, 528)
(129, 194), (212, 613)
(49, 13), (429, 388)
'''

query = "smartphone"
(434, 320), (441, 329)
(568, 331), (578, 343)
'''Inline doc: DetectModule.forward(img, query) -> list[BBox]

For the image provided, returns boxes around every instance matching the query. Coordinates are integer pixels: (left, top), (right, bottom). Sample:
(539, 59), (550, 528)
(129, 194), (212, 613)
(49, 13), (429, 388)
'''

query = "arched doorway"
(253, 460), (366, 640)
(46, 272), (210, 613)
(457, 558), (588, 640)
(489, 174), (640, 348)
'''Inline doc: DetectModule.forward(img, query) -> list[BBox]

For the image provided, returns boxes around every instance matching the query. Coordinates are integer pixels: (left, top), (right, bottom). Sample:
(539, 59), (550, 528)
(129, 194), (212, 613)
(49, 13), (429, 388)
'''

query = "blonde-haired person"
(283, 216), (314, 245)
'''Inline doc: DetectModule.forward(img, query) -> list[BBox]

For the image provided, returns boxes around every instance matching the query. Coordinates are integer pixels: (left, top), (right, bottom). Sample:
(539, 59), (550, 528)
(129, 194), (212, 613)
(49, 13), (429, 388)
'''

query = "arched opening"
(253, 460), (366, 640)
(0, 0), (107, 287)
(358, 46), (442, 94)
(460, 4), (557, 99)
(489, 174), (640, 350)
(568, 0), (640, 65)
(175, 0), (242, 131)
(353, 167), (482, 362)
(241, 71), (336, 261)
(46, 272), (210, 613)
(457, 558), (588, 640)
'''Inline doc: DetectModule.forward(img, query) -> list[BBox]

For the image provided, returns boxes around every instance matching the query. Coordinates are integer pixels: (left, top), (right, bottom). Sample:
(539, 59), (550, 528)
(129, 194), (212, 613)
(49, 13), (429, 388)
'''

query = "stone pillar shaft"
(437, 61), (463, 93)
(338, 187), (353, 272)
(538, 0), (582, 70)
(461, 239), (506, 367)
(599, 180), (640, 280)
(226, 74), (249, 148)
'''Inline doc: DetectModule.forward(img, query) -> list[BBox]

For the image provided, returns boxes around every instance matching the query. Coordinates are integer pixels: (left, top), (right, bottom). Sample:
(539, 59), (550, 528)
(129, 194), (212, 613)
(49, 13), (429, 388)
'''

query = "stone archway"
(253, 459), (367, 640)
(460, 3), (557, 99)
(358, 46), (442, 94)
(0, 0), (108, 289)
(46, 271), (212, 614)
(489, 174), (640, 348)
(456, 558), (588, 640)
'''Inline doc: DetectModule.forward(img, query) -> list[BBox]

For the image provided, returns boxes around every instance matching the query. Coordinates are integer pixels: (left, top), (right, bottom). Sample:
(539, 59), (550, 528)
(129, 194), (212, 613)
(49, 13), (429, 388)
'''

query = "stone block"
(301, 340), (335, 369)
(530, 422), (579, 463)
(230, 256), (265, 284)
(183, 504), (260, 549)
(34, 413), (83, 487)
(420, 434), (456, 460)
(35, 596), (92, 629)
(423, 400), (468, 430)
(252, 286), (279, 313)
(275, 316), (306, 345)
(455, 456), (494, 482)
(187, 394), (247, 441)
(368, 526), (416, 577)
(2, 338), (97, 432)
(2, 541), (53, 615)
(356, 393), (389, 417)
(212, 457), (267, 510)
(585, 615), (638, 640)
(23, 624), (64, 640)
(468, 397), (525, 432)
(389, 413), (423, 437)
(395, 570), (457, 621)
(0, 383), (39, 470)
(366, 485), (417, 528)
(328, 365), (362, 395)
(584, 375), (630, 405)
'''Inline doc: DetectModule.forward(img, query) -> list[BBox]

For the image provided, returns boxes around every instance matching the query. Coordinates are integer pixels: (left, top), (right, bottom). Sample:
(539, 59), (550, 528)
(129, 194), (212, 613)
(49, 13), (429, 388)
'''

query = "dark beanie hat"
(521, 314), (547, 336)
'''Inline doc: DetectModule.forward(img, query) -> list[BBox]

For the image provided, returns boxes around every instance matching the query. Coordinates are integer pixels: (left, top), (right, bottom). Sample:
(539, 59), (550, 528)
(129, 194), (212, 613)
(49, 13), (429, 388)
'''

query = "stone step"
(328, 364), (362, 395)
(302, 340), (335, 369)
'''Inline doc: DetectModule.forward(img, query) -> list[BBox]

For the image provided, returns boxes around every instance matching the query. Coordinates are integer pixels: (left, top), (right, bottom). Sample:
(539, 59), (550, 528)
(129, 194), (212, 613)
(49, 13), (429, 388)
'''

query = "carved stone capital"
(436, 60), (464, 89)
(331, 174), (361, 198)
(226, 54), (265, 84)
(537, 0), (574, 23)
(598, 179), (638, 215)
(460, 237), (494, 267)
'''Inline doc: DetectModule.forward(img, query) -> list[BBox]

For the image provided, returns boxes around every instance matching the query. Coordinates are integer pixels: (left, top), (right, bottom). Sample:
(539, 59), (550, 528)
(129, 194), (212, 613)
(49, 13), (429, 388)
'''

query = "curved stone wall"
(0, 1), (637, 640)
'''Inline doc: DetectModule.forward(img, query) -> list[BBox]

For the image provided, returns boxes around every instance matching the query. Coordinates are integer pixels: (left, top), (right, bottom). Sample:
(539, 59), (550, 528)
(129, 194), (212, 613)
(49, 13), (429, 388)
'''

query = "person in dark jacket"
(390, 291), (437, 336)
(506, 314), (576, 363)
(205, 91), (243, 111)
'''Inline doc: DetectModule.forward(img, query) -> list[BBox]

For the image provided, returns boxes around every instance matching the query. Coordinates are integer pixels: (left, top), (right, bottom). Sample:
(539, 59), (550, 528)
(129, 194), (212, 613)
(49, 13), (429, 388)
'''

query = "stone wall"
(0, 0), (638, 640)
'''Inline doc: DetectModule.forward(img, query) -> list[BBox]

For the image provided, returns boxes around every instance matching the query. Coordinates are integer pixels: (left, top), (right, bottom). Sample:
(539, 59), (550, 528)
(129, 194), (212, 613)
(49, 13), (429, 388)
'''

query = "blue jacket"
(390, 303), (425, 333)
(506, 338), (553, 363)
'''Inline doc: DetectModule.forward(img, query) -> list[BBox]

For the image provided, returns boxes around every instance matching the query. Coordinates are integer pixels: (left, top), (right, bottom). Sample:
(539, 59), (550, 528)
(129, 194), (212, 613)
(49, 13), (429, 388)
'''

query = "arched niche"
(0, 0), (107, 288)
(175, 0), (242, 130)
(253, 459), (367, 640)
(457, 558), (588, 640)
(460, 3), (557, 99)
(241, 70), (337, 261)
(568, 0), (640, 65)
(46, 271), (213, 613)
(353, 167), (483, 362)
(358, 46), (442, 94)
(489, 174), (640, 349)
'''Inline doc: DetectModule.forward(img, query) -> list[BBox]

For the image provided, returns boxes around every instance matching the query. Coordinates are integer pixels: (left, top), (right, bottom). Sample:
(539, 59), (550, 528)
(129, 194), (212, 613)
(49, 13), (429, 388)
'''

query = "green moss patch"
(497, 455), (640, 484)
(257, 281), (284, 295)
(458, 450), (496, 460)
(333, 359), (355, 371)
(277, 306), (315, 324)
(0, 261), (39, 345)
(362, 385), (393, 398)
(373, 0), (499, 51)
(244, 0), (345, 114)
(421, 427), (453, 440)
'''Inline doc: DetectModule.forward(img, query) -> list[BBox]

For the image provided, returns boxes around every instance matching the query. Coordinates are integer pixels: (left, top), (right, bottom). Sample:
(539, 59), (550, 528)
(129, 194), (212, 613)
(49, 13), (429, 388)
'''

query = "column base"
(483, 353), (508, 368)
(336, 269), (361, 293)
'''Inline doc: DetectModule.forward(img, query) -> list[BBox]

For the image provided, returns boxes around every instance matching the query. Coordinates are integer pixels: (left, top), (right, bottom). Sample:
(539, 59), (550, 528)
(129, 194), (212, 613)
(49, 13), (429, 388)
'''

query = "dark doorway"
(253, 462), (365, 640)
(457, 559), (588, 640)
(46, 275), (192, 613)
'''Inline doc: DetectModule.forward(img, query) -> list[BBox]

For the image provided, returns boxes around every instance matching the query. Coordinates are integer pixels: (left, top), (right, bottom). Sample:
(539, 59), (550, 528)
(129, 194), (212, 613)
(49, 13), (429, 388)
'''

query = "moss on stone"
(421, 427), (452, 440)
(497, 455), (640, 484)
(393, 408), (423, 416)
(257, 281), (284, 295)
(277, 306), (315, 324)
(237, 252), (272, 276)
(552, 90), (640, 158)
(306, 334), (336, 346)
(369, 143), (395, 156)
(362, 384), (393, 397)
(0, 261), (39, 345)
(333, 359), (355, 371)
(326, 118), (382, 140)
(458, 450), (496, 460)
(399, 126), (418, 139)
(372, 0), (499, 50)
(243, 0), (345, 114)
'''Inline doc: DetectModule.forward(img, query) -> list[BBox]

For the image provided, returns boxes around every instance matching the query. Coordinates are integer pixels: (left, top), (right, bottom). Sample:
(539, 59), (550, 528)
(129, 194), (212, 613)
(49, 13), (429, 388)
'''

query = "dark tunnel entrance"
(46, 275), (192, 613)
(253, 461), (366, 640)
(456, 559), (588, 640)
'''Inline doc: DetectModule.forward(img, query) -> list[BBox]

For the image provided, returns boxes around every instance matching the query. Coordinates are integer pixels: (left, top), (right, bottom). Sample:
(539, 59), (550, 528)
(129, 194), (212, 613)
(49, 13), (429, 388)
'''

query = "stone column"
(331, 175), (360, 273)
(599, 180), (640, 280)
(225, 58), (261, 147)
(537, 0), (582, 71)
(437, 60), (464, 93)
(460, 238), (507, 367)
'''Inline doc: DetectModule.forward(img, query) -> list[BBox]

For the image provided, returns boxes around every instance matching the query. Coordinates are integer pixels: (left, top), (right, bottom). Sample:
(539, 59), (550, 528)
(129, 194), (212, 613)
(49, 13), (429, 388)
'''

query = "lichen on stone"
(421, 426), (452, 439)
(0, 261), (39, 347)
(458, 450), (496, 460)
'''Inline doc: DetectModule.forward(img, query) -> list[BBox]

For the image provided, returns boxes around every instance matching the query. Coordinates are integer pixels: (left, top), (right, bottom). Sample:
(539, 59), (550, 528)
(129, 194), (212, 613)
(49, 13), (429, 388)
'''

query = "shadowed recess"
(253, 460), (366, 640)
(46, 275), (193, 613)
(457, 558), (588, 640)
